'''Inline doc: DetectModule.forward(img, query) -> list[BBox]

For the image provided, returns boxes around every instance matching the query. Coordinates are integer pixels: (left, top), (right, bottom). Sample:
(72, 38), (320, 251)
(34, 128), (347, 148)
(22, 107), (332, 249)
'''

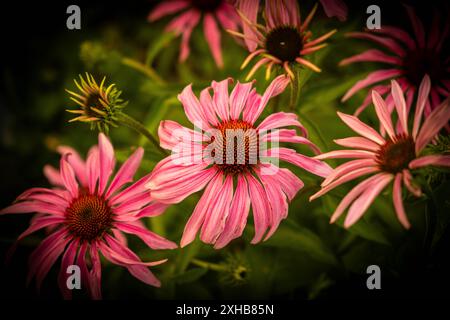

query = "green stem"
(289, 69), (301, 111)
(121, 57), (166, 85)
(116, 112), (168, 156)
(191, 259), (227, 272)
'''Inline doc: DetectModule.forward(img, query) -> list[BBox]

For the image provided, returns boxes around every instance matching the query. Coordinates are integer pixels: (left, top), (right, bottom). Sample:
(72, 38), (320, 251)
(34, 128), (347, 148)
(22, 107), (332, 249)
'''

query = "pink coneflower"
(233, 0), (336, 79)
(341, 6), (449, 116)
(1, 133), (177, 299)
(146, 75), (332, 248)
(148, 0), (241, 68)
(310, 76), (450, 229)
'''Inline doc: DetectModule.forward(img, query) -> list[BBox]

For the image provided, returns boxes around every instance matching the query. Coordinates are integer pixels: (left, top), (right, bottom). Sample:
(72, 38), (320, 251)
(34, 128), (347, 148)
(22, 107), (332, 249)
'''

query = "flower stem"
(289, 69), (301, 111)
(191, 259), (227, 272)
(121, 57), (166, 86)
(116, 112), (168, 156)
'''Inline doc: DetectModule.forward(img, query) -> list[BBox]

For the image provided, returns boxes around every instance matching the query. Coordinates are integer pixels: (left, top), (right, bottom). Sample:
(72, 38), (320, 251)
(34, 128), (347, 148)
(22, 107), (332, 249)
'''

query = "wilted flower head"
(340, 6), (450, 116)
(66, 73), (127, 133)
(146, 75), (331, 248)
(1, 133), (176, 299)
(311, 76), (450, 229)
(234, 0), (336, 79)
(148, 0), (241, 68)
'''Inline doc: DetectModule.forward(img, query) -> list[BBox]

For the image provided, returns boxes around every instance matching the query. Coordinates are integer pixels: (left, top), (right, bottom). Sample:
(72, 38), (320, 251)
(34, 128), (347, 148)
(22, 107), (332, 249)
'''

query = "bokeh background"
(0, 0), (449, 299)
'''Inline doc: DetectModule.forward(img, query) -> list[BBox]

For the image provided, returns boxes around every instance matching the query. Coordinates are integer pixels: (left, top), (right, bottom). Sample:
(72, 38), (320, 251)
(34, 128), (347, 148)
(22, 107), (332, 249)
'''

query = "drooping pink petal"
(344, 173), (393, 228)
(315, 149), (375, 160)
(178, 85), (215, 130)
(246, 172), (270, 244)
(272, 147), (333, 178)
(237, 0), (260, 51)
(199, 87), (220, 126)
(43, 165), (64, 187)
(247, 75), (290, 124)
(275, 166), (304, 201)
(57, 146), (88, 187)
(17, 216), (65, 241)
(333, 137), (380, 152)
(105, 147), (144, 199)
(98, 133), (115, 195)
(345, 32), (406, 56)
(88, 242), (102, 300)
(0, 201), (65, 216)
(412, 75), (431, 139)
(342, 69), (403, 102)
(310, 166), (380, 201)
(16, 188), (70, 208)
(27, 228), (68, 286)
(180, 173), (224, 247)
(402, 169), (422, 197)
(58, 239), (79, 300)
(113, 192), (151, 215)
(203, 14), (223, 68)
(60, 154), (79, 199)
(200, 175), (233, 244)
(115, 222), (177, 250)
(101, 235), (163, 287)
(211, 78), (232, 122)
(391, 80), (409, 135)
(321, 158), (377, 187)
(393, 173), (411, 229)
(409, 155), (450, 169)
(147, 0), (189, 21)
(415, 98), (450, 153)
(371, 25), (416, 50)
(230, 81), (254, 120)
(133, 202), (170, 219)
(258, 170), (289, 240)
(76, 242), (91, 295)
(257, 112), (307, 137)
(337, 112), (385, 145)
(214, 174), (250, 249)
(329, 173), (385, 223)
(371, 90), (396, 139)
(339, 49), (402, 66)
(263, 129), (320, 154)
(86, 146), (100, 194)
(110, 172), (151, 206)
(320, 0), (348, 21)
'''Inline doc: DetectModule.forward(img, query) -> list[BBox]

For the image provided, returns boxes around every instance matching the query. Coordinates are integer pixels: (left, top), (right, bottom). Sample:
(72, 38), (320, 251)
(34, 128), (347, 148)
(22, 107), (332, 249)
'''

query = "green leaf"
(262, 222), (338, 266)
(173, 268), (208, 284)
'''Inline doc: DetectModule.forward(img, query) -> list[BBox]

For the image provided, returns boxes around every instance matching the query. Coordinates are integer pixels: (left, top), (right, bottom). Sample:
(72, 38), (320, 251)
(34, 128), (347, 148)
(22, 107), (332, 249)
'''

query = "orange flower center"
(209, 120), (259, 175)
(65, 194), (113, 241)
(376, 135), (416, 173)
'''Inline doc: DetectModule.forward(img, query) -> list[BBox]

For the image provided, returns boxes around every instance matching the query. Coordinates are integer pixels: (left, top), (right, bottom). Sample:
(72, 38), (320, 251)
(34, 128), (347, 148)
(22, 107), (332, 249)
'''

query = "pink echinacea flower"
(340, 6), (449, 116)
(310, 76), (450, 229)
(148, 0), (241, 68)
(1, 133), (177, 299)
(234, 0), (336, 79)
(146, 75), (332, 249)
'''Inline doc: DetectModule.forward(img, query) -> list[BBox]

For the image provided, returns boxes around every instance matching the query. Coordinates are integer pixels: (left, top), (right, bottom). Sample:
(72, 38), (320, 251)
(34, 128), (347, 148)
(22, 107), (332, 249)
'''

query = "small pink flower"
(310, 76), (450, 229)
(340, 6), (449, 116)
(1, 133), (177, 299)
(234, 0), (336, 79)
(146, 75), (332, 249)
(148, 0), (241, 68)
